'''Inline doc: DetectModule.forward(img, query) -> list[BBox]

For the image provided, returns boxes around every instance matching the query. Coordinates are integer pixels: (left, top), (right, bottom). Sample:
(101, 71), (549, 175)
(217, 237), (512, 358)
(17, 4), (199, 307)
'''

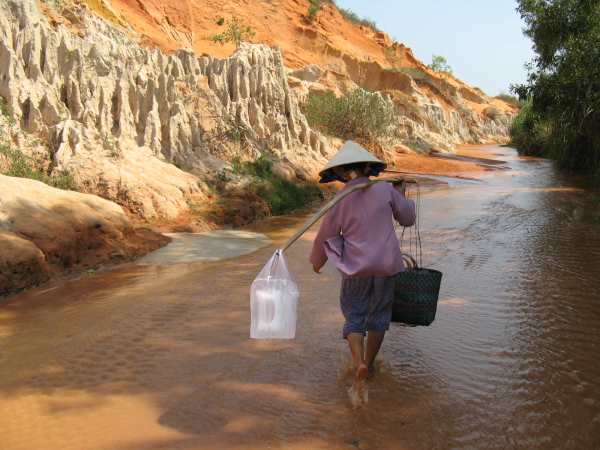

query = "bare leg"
(365, 331), (385, 370)
(346, 333), (368, 380)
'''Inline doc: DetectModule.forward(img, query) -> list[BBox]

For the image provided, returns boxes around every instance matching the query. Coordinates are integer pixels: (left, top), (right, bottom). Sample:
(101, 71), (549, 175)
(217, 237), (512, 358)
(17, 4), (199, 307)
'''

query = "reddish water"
(1, 145), (599, 450)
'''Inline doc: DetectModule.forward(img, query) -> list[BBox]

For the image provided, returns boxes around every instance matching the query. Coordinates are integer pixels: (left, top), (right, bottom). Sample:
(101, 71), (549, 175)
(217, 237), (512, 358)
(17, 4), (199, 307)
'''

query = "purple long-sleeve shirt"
(310, 177), (416, 278)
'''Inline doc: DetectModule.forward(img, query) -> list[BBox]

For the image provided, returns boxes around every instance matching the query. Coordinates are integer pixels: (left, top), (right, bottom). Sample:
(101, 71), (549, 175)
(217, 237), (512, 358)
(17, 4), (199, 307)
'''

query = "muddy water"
(1, 145), (599, 450)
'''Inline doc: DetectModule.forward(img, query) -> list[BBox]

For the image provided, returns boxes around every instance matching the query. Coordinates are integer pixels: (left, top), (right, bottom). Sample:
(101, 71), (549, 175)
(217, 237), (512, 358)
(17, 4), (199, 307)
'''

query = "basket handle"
(402, 253), (418, 270)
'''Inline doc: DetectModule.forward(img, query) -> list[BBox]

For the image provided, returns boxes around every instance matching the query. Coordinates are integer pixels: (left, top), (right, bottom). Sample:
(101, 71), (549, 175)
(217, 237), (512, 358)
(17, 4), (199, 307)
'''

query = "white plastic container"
(250, 250), (298, 339)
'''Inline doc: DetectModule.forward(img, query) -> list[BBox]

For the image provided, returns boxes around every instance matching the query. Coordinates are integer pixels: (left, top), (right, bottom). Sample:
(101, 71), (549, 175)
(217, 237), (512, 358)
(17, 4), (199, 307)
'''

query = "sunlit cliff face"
(84, 0), (517, 116)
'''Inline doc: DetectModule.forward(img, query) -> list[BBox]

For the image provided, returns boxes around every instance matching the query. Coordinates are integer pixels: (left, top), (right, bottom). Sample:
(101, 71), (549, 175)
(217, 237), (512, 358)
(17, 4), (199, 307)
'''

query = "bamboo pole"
(383, 168), (481, 181)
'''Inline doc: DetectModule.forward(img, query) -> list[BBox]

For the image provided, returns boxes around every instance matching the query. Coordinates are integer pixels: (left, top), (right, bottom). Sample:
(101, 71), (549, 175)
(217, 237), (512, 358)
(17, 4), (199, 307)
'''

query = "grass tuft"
(0, 144), (76, 190)
(337, 7), (380, 32)
(231, 155), (323, 216)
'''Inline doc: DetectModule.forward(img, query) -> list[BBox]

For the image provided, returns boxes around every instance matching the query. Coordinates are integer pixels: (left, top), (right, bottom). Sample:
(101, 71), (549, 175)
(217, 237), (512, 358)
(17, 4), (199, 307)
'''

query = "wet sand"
(1, 145), (600, 449)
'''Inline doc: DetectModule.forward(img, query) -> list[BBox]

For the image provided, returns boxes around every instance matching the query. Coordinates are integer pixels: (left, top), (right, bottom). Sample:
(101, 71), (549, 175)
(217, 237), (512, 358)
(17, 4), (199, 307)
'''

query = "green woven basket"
(392, 255), (443, 326)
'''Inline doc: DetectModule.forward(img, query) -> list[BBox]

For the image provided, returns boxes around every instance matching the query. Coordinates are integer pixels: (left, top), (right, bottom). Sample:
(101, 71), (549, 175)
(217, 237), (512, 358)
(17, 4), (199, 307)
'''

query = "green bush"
(509, 99), (550, 156)
(428, 55), (452, 74)
(0, 97), (15, 126)
(254, 177), (322, 216)
(385, 67), (429, 81)
(232, 155), (323, 215)
(0, 144), (76, 190)
(496, 92), (522, 108)
(304, 88), (394, 141)
(513, 0), (600, 177)
(208, 17), (256, 49)
(307, 0), (321, 22)
(338, 7), (380, 32)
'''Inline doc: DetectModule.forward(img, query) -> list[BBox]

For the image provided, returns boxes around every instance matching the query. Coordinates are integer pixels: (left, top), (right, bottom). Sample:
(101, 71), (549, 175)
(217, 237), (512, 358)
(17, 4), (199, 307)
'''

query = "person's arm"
(309, 206), (341, 273)
(390, 182), (416, 226)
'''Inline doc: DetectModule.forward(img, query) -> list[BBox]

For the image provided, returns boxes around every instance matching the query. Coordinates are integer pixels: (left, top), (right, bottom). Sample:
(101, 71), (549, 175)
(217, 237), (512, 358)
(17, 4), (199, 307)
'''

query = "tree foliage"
(208, 18), (256, 49)
(509, 99), (551, 154)
(512, 0), (600, 176)
(428, 55), (452, 74)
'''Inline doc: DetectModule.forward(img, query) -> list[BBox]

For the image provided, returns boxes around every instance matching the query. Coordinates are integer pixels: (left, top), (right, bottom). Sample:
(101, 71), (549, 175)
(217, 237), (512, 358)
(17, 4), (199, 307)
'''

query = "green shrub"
(0, 144), (44, 181)
(496, 92), (522, 108)
(338, 7), (380, 32)
(385, 66), (429, 81)
(0, 144), (76, 190)
(509, 99), (550, 156)
(232, 155), (323, 215)
(428, 55), (452, 74)
(304, 88), (394, 141)
(0, 97), (15, 126)
(208, 17), (256, 49)
(307, 0), (321, 22)
(49, 170), (77, 190)
(232, 154), (273, 179)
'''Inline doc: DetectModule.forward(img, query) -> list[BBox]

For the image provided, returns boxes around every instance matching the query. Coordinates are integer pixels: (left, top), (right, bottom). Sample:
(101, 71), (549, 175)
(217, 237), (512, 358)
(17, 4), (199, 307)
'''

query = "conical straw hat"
(319, 140), (386, 183)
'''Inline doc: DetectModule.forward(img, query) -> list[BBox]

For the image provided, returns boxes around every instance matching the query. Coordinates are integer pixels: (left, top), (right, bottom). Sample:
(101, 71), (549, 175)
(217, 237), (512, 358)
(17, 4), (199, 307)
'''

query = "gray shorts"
(339, 275), (395, 339)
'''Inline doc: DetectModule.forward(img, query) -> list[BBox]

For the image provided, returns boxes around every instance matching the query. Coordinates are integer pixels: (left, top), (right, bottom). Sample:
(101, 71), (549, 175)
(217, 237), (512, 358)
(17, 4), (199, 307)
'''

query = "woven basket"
(391, 254), (443, 326)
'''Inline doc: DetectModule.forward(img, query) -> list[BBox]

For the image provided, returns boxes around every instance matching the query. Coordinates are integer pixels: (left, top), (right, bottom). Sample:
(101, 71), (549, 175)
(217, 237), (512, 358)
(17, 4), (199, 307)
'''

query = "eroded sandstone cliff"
(1, 0), (330, 221)
(84, 0), (517, 151)
(0, 0), (516, 294)
(1, 0), (515, 222)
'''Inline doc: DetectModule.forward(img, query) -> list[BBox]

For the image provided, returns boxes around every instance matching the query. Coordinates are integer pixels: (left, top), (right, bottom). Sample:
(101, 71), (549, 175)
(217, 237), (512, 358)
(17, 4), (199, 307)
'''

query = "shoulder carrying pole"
(281, 177), (410, 253)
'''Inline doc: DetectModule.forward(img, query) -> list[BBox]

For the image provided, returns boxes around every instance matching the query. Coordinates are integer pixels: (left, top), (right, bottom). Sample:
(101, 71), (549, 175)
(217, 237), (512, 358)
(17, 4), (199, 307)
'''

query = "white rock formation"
(292, 62), (514, 154)
(0, 0), (329, 219)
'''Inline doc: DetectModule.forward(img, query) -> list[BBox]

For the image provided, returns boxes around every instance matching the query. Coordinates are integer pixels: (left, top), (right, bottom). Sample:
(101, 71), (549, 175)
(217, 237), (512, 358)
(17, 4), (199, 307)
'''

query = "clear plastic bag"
(250, 250), (298, 339)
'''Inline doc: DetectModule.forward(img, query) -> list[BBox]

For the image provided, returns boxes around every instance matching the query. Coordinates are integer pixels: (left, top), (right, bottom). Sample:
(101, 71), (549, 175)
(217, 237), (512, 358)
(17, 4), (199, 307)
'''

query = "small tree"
(429, 55), (452, 74)
(209, 18), (256, 49)
(307, 0), (321, 22)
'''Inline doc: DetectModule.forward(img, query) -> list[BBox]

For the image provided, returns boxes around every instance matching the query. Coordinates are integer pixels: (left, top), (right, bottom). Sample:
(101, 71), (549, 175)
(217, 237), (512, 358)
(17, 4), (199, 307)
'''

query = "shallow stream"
(1, 145), (599, 450)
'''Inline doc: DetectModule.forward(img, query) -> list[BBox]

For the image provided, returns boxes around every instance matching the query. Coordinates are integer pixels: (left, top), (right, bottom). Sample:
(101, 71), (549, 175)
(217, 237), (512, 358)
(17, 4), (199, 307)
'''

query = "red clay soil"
(83, 0), (517, 114)
(1, 225), (168, 298)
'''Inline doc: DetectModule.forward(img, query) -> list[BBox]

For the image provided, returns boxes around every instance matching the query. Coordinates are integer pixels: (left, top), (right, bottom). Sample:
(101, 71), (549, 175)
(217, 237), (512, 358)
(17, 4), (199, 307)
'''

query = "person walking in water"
(310, 141), (416, 395)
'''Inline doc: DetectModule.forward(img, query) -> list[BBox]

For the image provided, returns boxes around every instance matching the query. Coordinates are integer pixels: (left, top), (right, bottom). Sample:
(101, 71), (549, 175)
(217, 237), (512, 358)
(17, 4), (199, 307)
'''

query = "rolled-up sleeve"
(390, 185), (416, 226)
(309, 206), (341, 268)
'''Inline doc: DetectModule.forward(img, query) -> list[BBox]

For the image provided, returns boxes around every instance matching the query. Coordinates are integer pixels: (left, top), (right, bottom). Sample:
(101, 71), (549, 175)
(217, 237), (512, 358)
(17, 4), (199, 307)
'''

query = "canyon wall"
(0, 0), (329, 221)
(0, 0), (517, 294)
(1, 0), (515, 223)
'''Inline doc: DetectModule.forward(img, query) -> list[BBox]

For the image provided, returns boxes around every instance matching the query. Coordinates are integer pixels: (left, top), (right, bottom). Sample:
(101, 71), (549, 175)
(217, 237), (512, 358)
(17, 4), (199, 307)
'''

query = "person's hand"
(313, 263), (323, 274)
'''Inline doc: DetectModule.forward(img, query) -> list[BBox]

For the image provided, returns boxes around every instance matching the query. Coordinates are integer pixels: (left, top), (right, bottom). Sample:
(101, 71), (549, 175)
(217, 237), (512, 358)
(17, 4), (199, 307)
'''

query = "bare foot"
(352, 363), (369, 405)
